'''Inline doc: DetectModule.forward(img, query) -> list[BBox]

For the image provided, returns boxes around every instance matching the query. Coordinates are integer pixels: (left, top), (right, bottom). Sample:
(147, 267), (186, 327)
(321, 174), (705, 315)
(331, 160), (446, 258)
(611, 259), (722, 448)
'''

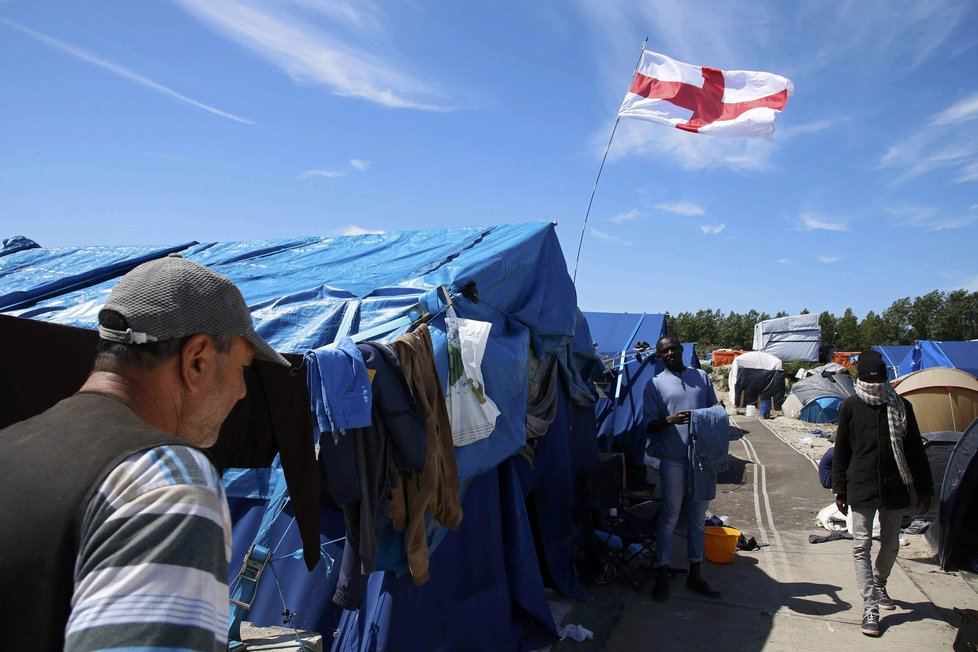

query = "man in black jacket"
(832, 350), (932, 637)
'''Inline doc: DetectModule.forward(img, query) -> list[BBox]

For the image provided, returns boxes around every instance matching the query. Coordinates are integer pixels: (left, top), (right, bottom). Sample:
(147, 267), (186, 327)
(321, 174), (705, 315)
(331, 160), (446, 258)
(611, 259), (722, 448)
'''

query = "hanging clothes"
(216, 350), (319, 570)
(526, 354), (560, 440)
(390, 324), (464, 585)
(306, 337), (372, 435)
(320, 341), (428, 610)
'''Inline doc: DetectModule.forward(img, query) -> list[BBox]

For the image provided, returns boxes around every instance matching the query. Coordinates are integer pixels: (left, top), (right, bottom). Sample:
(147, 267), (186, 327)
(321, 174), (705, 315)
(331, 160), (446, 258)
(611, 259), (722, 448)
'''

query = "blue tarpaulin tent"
(0, 223), (601, 651)
(896, 341), (978, 378)
(581, 312), (667, 458)
(873, 345), (913, 380)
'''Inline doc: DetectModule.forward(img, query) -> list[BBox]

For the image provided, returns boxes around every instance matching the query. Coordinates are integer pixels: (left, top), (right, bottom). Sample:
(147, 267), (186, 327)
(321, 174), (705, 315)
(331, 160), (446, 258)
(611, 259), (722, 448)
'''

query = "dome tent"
(782, 368), (855, 423)
(893, 367), (978, 435)
(925, 418), (978, 570)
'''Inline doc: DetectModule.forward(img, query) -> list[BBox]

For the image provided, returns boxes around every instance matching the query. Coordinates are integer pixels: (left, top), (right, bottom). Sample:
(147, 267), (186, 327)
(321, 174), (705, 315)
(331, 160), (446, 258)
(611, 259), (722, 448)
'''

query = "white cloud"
(777, 119), (835, 137)
(608, 120), (778, 172)
(818, 255), (839, 263)
(610, 209), (641, 224)
(800, 1), (970, 72)
(339, 225), (384, 235)
(655, 200), (704, 217)
(0, 18), (254, 124)
(959, 274), (978, 292)
(175, 0), (455, 111)
(349, 159), (371, 172)
(777, 258), (792, 264)
(879, 91), (978, 184)
(797, 211), (848, 231)
(699, 224), (725, 234)
(931, 91), (978, 126)
(299, 169), (346, 179)
(589, 227), (631, 246)
(285, 0), (387, 37)
(888, 205), (978, 231)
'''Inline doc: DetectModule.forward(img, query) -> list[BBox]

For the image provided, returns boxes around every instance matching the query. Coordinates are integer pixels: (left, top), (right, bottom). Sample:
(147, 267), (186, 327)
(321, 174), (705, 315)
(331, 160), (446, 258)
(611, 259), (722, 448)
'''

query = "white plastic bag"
(445, 306), (501, 446)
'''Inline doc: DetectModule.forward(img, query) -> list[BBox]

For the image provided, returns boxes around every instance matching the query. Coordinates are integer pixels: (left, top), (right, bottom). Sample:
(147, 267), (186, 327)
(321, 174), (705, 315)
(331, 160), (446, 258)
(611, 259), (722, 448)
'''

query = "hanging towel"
(306, 336), (372, 434)
(689, 404), (730, 475)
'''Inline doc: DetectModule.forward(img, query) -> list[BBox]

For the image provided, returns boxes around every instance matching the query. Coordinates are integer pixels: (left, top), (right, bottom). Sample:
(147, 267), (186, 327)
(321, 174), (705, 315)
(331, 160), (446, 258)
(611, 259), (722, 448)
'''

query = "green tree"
(908, 291), (944, 341)
(934, 290), (978, 340)
(836, 308), (860, 350)
(881, 297), (912, 345)
(668, 311), (695, 343)
(819, 311), (838, 345)
(718, 311), (741, 349)
(859, 310), (887, 349)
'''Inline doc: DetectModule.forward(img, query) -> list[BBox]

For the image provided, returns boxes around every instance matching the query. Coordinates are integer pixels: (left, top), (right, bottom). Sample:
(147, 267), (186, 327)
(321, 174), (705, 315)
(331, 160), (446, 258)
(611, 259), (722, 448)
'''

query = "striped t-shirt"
(65, 445), (231, 651)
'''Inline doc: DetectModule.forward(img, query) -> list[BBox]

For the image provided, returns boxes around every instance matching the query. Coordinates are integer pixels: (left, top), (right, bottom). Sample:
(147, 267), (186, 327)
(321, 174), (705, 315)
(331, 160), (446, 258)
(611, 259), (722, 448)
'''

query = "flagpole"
(572, 37), (648, 284)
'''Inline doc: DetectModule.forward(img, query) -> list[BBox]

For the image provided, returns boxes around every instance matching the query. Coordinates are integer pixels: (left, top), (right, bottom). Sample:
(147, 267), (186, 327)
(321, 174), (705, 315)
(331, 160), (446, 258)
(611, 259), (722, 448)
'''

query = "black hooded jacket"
(832, 395), (933, 510)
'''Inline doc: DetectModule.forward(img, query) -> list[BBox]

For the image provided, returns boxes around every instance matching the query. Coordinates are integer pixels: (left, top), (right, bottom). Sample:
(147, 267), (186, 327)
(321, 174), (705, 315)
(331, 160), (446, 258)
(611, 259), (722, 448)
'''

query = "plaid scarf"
(854, 379), (913, 486)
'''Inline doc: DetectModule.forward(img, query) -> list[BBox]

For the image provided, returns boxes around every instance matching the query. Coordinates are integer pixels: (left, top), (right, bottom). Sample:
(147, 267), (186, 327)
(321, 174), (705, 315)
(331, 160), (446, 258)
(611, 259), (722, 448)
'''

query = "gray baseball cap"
(98, 253), (290, 367)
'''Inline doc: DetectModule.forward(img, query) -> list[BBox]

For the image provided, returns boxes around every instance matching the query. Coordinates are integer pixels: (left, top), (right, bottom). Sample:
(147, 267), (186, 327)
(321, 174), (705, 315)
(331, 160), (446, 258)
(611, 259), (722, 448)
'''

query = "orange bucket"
(704, 526), (740, 564)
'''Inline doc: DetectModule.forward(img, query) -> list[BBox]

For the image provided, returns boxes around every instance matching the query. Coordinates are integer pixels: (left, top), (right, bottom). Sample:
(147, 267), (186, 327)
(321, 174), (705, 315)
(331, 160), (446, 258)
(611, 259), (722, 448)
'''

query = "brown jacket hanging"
(389, 323), (463, 584)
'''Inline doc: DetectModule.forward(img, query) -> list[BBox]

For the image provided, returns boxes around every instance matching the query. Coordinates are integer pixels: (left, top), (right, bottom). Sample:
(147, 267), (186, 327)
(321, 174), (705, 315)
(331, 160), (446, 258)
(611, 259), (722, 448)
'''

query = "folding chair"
(583, 455), (660, 590)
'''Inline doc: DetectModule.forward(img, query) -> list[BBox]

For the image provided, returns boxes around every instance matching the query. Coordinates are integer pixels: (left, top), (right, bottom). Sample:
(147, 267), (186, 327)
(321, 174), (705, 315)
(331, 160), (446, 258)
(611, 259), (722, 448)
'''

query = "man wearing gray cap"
(0, 254), (290, 652)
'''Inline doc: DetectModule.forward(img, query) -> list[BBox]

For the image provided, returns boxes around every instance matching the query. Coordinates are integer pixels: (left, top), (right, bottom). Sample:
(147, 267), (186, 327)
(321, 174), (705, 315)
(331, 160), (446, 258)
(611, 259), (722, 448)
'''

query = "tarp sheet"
(898, 340), (978, 378)
(752, 314), (820, 362)
(583, 312), (667, 452)
(1, 223), (597, 650)
(0, 241), (195, 312)
(5, 224), (579, 483)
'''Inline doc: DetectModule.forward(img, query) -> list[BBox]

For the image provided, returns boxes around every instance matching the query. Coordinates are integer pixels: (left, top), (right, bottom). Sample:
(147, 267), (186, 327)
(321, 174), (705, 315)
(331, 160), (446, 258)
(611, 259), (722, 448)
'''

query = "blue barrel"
(759, 399), (772, 418)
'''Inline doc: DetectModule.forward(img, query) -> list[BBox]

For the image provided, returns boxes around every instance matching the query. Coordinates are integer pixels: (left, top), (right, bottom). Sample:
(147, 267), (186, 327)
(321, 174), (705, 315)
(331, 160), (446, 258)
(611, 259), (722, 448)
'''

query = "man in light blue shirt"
(644, 335), (722, 602)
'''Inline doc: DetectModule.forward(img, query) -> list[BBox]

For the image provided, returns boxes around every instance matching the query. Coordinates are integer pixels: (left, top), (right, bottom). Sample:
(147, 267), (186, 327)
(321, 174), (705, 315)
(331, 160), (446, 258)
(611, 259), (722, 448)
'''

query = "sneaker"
(875, 583), (895, 610)
(861, 607), (880, 636)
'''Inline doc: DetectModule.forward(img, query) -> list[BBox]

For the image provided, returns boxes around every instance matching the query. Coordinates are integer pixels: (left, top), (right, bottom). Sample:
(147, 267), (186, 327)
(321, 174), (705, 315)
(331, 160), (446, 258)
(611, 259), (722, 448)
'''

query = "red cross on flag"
(618, 49), (793, 138)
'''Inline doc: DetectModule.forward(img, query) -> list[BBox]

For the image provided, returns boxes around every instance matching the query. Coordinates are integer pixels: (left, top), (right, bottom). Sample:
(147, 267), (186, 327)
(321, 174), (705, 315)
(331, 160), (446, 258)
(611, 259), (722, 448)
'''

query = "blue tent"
(800, 397), (843, 423)
(897, 341), (978, 378)
(682, 342), (701, 370)
(873, 345), (913, 380)
(581, 312), (667, 458)
(1, 223), (601, 651)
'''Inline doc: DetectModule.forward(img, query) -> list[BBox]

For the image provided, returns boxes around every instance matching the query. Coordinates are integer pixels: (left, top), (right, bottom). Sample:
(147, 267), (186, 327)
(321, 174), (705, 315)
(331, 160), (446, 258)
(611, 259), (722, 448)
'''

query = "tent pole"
(572, 38), (648, 284)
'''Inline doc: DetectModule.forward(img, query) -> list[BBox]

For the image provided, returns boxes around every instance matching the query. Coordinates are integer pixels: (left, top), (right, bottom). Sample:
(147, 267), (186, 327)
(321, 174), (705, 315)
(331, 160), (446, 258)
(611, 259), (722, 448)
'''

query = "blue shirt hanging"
(306, 337), (373, 435)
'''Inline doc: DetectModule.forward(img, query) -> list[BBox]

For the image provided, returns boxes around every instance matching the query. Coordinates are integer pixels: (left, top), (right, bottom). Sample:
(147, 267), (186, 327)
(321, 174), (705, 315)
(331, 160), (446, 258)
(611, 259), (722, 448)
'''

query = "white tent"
(752, 314), (821, 362)
(729, 351), (785, 409)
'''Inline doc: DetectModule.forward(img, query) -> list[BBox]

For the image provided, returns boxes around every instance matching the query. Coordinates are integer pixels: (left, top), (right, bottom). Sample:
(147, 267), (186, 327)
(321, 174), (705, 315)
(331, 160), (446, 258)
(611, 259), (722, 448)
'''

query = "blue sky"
(2, 1), (977, 318)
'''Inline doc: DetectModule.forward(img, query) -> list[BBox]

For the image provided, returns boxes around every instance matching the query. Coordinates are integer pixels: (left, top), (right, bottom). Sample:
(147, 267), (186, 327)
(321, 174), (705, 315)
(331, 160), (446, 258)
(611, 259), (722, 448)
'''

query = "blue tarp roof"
(897, 340), (978, 378)
(0, 241), (195, 312)
(873, 345), (913, 379)
(2, 223), (600, 651)
(582, 312), (667, 460)
(584, 311), (667, 358)
(5, 224), (582, 483)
